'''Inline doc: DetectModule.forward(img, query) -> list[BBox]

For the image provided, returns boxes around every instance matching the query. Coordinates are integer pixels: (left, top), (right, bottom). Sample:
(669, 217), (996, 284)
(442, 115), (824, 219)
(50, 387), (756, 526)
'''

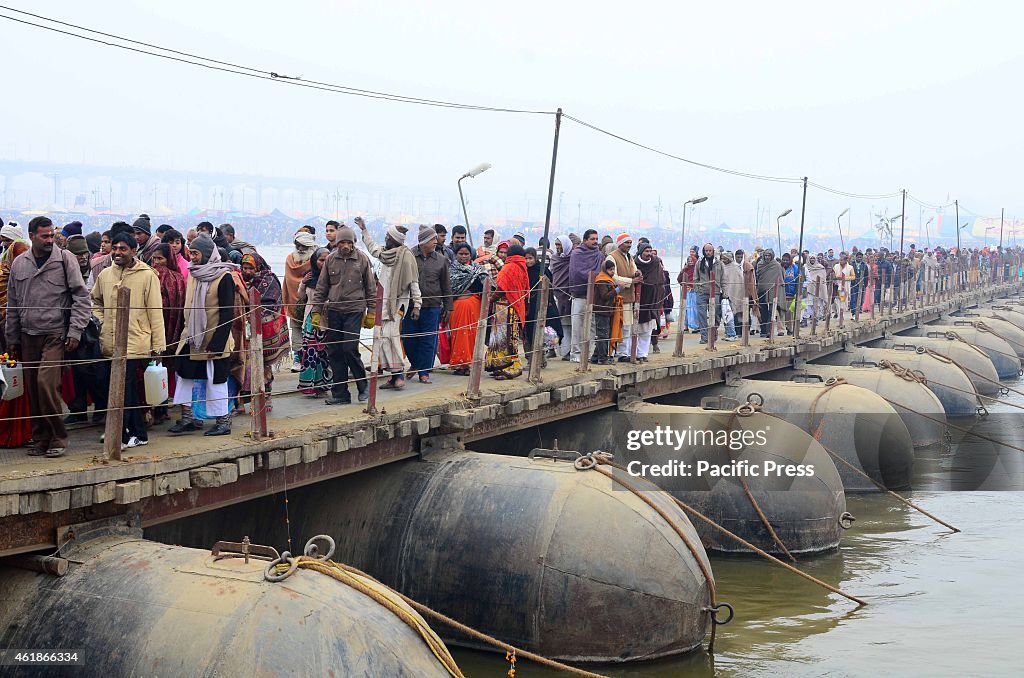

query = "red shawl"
(497, 254), (530, 327)
(154, 261), (186, 350)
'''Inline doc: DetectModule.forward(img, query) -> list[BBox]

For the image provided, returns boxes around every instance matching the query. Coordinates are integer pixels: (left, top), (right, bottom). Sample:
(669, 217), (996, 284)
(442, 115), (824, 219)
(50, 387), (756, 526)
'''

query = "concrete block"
(236, 456), (255, 475)
(191, 463), (239, 488)
(139, 478), (153, 499)
(42, 490), (70, 513)
(69, 485), (93, 509)
(429, 415), (442, 428)
(397, 420), (413, 437)
(375, 425), (393, 440)
(94, 480), (117, 504)
(504, 399), (525, 415)
(414, 417), (431, 435)
(19, 493), (42, 515)
(114, 481), (143, 505)
(265, 449), (286, 469)
(350, 429), (372, 448)
(600, 377), (618, 390)
(331, 435), (350, 453)
(713, 358), (725, 368)
(472, 408), (489, 424)
(536, 391), (550, 406)
(635, 370), (648, 383)
(524, 395), (541, 411)
(302, 441), (328, 463)
(0, 494), (19, 517)
(552, 386), (574, 402)
(153, 472), (189, 497)
(654, 368), (669, 380)
(445, 411), (475, 429)
(285, 447), (303, 466)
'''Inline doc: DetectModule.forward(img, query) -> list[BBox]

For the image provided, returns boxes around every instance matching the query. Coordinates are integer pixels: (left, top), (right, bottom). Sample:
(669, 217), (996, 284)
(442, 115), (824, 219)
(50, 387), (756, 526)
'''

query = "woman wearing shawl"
(150, 243), (186, 424)
(359, 219), (421, 390)
(169, 234), (238, 437)
(448, 243), (488, 376)
(681, 248), (700, 331)
(524, 247), (563, 356)
(485, 244), (530, 380)
(162, 229), (190, 280)
(240, 252), (290, 405)
(0, 228), (30, 447)
(549, 235), (574, 358)
(634, 244), (666, 361)
(298, 248), (333, 394)
(862, 251), (877, 313)
(284, 231), (317, 371)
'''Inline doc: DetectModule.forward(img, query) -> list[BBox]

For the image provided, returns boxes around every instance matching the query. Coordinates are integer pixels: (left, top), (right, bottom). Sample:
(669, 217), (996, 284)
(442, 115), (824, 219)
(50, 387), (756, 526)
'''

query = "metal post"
(466, 277), (491, 399)
(870, 272), (877, 321)
(529, 108), (563, 382)
(103, 287), (130, 461)
(999, 207), (1004, 249)
(365, 283), (384, 415)
(248, 289), (268, 440)
(794, 177), (808, 340)
(899, 189), (907, 257)
(579, 272), (595, 372)
(768, 279), (780, 342)
(458, 178), (473, 251)
(955, 199), (960, 253)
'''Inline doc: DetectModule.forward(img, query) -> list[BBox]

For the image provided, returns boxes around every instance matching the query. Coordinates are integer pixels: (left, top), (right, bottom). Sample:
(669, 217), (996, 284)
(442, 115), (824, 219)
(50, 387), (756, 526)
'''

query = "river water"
(454, 393), (1024, 677)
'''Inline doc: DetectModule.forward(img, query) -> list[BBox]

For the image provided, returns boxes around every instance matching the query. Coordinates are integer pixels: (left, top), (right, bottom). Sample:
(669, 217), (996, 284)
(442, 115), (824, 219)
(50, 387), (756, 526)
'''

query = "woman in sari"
(0, 229), (31, 447)
(485, 244), (530, 380)
(862, 251), (877, 312)
(240, 252), (290, 408)
(150, 244), (186, 424)
(298, 248), (332, 394)
(683, 249), (700, 331)
(448, 243), (489, 376)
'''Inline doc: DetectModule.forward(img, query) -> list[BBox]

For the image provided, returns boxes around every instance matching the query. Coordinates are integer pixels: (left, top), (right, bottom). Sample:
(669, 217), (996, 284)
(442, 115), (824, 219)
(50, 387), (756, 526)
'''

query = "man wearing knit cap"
(60, 221), (83, 248)
(606, 233), (643, 361)
(132, 216), (161, 265)
(403, 224), (451, 383)
(311, 223), (376, 405)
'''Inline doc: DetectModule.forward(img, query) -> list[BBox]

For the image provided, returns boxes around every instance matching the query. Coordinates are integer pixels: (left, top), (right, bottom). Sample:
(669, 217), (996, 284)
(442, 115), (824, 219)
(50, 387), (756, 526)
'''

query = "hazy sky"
(1, 0), (1022, 236)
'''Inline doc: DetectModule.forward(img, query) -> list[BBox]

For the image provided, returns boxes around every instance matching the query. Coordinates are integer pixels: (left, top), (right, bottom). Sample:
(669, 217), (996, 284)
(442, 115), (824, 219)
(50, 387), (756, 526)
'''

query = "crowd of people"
(0, 211), (1019, 457)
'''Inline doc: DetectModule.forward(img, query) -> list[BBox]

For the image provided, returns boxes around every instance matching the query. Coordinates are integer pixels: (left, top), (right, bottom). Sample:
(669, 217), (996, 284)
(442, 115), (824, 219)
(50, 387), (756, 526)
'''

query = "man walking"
(693, 243), (725, 344)
(91, 231), (166, 448)
(5, 216), (91, 457)
(403, 225), (451, 383)
(311, 224), (376, 404)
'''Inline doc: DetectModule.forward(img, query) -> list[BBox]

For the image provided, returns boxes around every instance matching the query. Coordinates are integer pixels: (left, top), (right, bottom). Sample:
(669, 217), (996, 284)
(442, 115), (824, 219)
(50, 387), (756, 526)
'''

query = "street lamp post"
(680, 196), (709, 259)
(955, 200), (960, 252)
(776, 209), (792, 253)
(837, 208), (850, 252)
(458, 162), (491, 250)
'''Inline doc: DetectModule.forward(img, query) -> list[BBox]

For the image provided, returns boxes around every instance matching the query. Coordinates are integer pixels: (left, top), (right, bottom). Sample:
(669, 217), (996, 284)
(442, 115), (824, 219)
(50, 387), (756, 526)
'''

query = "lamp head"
(463, 162), (492, 179)
(838, 208), (850, 218)
(778, 209), (793, 218)
(690, 196), (708, 205)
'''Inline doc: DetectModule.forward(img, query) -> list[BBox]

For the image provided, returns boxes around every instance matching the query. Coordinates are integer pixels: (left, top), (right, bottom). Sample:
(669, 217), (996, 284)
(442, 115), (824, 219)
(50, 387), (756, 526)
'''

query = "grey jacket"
(6, 246), (91, 343)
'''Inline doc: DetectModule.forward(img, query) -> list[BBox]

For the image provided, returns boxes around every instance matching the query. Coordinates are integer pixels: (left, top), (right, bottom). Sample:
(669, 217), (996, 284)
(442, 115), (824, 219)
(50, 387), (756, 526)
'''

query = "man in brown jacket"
(5, 216), (91, 457)
(311, 225), (376, 405)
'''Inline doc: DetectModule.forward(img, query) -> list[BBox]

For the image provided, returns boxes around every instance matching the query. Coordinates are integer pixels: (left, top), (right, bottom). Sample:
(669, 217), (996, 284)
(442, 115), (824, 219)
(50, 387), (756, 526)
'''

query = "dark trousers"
(849, 284), (860, 314)
(326, 311), (366, 397)
(594, 314), (611, 361)
(116, 358), (148, 443)
(757, 291), (774, 335)
(68, 350), (109, 418)
(402, 306), (442, 378)
(21, 333), (68, 452)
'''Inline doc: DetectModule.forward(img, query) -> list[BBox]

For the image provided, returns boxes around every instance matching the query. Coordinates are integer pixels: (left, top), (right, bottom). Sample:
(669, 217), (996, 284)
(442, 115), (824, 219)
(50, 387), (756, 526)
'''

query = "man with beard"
(606, 233), (643, 361)
(693, 243), (725, 345)
(567, 229), (605, 362)
(755, 249), (784, 336)
(5, 216), (91, 457)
